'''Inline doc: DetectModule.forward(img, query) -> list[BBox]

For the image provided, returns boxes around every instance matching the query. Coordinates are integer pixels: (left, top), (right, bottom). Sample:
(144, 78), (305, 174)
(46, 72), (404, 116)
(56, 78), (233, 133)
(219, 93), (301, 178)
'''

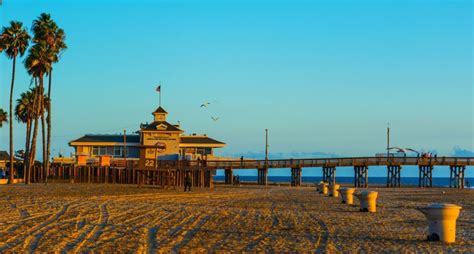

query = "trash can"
(329, 184), (340, 197)
(317, 182), (325, 194)
(316, 181), (324, 192)
(417, 203), (462, 243)
(354, 190), (378, 212)
(338, 187), (356, 204)
(319, 182), (329, 195)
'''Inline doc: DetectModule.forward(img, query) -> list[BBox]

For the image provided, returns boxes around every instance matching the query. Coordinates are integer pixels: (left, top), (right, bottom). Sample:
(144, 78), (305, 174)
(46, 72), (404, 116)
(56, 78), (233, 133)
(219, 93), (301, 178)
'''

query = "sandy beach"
(0, 183), (472, 252)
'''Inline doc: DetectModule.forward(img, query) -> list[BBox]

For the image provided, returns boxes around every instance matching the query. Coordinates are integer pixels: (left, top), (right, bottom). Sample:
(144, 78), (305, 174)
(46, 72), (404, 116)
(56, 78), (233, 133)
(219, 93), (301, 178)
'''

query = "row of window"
(183, 147), (212, 155)
(88, 146), (211, 156)
(91, 146), (129, 157)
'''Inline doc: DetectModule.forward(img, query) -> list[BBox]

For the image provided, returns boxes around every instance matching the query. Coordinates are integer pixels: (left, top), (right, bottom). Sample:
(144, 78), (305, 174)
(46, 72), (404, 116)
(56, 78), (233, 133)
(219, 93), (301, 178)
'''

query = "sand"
(0, 183), (472, 252)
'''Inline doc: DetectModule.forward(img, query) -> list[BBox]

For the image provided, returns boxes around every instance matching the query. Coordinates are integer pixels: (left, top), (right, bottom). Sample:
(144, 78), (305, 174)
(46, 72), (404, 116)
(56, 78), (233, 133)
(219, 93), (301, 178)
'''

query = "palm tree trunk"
(25, 79), (38, 184)
(28, 77), (42, 183)
(46, 69), (52, 184)
(8, 56), (16, 184)
(24, 119), (32, 184)
(41, 102), (47, 183)
(29, 115), (39, 182)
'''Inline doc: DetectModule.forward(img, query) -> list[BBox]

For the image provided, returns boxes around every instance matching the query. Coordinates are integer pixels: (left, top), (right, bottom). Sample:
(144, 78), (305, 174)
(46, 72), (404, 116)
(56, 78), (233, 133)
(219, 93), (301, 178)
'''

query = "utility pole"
(386, 123), (390, 158)
(158, 81), (162, 107)
(123, 130), (127, 167)
(265, 129), (269, 166)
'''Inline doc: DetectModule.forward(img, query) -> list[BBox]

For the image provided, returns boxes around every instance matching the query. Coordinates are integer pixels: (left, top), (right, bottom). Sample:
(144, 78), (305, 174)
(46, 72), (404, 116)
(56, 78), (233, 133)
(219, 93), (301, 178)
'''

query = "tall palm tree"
(24, 42), (53, 181)
(0, 21), (30, 184)
(32, 13), (67, 181)
(15, 88), (48, 184)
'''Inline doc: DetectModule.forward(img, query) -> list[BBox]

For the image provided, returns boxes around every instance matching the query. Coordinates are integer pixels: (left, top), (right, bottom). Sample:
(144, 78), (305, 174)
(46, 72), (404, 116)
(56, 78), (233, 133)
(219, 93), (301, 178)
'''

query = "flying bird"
(211, 116), (220, 122)
(200, 102), (210, 108)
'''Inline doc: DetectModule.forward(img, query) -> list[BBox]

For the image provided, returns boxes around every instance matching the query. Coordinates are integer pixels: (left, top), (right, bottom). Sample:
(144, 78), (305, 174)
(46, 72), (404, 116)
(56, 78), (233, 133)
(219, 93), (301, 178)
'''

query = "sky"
(0, 0), (473, 177)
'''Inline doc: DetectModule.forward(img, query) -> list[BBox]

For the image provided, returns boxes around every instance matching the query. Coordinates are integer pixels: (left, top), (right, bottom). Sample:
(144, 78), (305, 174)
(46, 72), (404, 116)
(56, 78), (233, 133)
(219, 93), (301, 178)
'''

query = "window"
(113, 146), (129, 157)
(114, 147), (122, 157)
(196, 148), (212, 155)
(92, 146), (108, 156)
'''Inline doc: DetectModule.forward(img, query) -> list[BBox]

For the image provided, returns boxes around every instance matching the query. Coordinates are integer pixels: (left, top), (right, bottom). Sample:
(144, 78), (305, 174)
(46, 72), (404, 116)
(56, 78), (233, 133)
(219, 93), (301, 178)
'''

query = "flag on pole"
(156, 85), (161, 92)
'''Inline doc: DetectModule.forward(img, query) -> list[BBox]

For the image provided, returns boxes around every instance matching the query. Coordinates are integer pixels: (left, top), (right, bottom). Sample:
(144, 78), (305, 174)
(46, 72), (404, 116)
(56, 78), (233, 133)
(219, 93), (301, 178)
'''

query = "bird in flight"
(211, 116), (220, 122)
(200, 102), (210, 108)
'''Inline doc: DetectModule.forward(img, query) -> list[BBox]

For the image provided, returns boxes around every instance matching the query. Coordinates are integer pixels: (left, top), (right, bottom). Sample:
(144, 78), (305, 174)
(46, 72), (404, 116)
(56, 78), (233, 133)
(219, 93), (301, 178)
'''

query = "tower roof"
(153, 106), (168, 114)
(142, 121), (183, 132)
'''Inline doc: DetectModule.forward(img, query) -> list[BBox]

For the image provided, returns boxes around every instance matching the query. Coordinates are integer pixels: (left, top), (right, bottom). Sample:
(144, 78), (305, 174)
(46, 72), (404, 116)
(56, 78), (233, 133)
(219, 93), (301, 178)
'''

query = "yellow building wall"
(142, 132), (180, 156)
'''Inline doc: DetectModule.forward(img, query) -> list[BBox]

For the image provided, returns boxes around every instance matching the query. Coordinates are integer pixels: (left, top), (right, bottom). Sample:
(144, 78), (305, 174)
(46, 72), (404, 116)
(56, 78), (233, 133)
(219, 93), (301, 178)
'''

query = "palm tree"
(32, 13), (67, 181)
(0, 109), (7, 127)
(15, 88), (48, 184)
(15, 89), (35, 183)
(0, 21), (30, 184)
(24, 42), (53, 182)
(0, 109), (7, 173)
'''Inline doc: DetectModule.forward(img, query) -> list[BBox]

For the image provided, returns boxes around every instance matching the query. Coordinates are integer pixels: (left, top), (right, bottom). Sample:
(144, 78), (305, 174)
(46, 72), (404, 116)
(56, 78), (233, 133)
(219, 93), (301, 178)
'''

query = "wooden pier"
(29, 156), (473, 189)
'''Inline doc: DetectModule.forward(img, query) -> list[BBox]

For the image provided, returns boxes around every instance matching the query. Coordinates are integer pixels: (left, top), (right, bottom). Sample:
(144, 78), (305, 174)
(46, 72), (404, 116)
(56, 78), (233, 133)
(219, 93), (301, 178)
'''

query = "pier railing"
(197, 156), (473, 169)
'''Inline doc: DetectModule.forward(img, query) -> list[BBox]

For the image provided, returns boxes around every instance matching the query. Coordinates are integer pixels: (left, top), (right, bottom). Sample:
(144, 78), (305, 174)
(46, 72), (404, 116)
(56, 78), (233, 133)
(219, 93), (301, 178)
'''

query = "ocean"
(213, 175), (474, 187)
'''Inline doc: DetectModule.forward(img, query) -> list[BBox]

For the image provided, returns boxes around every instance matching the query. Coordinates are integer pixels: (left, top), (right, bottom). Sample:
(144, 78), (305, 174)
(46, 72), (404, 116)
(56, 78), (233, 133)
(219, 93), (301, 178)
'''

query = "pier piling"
(419, 165), (433, 187)
(291, 167), (302, 187)
(354, 166), (368, 188)
(387, 165), (401, 187)
(225, 168), (233, 185)
(449, 165), (465, 188)
(257, 168), (268, 185)
(322, 166), (336, 185)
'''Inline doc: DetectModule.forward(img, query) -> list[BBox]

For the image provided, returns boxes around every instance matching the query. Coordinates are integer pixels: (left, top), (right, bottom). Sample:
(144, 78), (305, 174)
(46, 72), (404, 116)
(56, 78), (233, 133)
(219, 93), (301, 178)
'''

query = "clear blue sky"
(0, 0), (472, 177)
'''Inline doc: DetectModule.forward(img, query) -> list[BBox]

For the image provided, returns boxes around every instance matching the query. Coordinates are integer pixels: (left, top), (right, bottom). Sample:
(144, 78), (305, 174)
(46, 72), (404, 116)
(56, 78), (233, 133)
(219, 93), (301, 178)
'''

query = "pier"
(40, 156), (473, 189)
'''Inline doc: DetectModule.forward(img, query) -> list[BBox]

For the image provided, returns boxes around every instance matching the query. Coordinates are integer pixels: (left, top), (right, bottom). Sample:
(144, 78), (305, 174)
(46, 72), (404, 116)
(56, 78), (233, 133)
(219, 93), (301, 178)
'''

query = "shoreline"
(214, 181), (474, 188)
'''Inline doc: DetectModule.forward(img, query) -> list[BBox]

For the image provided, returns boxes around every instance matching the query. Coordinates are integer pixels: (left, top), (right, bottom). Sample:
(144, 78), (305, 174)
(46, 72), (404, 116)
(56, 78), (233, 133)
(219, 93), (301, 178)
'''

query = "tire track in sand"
(159, 201), (228, 252)
(0, 202), (72, 252)
(169, 214), (211, 252)
(134, 207), (183, 253)
(0, 213), (51, 237)
(24, 202), (91, 252)
(293, 191), (329, 252)
(62, 202), (109, 253)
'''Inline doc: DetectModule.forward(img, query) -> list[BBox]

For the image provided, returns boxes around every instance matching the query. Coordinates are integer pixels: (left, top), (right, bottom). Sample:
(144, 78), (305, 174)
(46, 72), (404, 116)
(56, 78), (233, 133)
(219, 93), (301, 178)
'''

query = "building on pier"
(68, 106), (225, 167)
(0, 151), (11, 170)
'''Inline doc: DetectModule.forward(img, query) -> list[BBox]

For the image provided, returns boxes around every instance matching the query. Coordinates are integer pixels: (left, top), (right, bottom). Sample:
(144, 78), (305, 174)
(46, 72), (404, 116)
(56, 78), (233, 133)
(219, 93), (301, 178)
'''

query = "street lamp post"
(265, 129), (268, 167)
(387, 123), (390, 158)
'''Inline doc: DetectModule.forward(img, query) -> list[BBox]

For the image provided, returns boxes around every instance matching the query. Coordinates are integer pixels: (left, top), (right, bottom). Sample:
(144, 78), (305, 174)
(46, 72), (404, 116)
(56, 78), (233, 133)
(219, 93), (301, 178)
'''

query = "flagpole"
(159, 81), (162, 107)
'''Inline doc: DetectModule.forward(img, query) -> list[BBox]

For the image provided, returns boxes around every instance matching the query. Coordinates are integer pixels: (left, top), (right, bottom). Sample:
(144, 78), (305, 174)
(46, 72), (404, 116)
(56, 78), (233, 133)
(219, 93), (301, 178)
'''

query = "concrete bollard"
(329, 184), (340, 197)
(417, 203), (462, 243)
(338, 187), (356, 204)
(354, 190), (378, 212)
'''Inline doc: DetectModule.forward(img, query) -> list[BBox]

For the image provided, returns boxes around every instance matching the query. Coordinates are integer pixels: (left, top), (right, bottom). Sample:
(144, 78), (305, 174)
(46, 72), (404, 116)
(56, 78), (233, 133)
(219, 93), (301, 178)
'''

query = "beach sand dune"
(0, 184), (472, 252)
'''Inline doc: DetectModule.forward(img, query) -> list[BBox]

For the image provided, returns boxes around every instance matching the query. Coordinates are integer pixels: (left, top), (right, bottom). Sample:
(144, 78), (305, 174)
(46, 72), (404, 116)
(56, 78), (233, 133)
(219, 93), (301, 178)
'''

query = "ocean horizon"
(214, 176), (474, 187)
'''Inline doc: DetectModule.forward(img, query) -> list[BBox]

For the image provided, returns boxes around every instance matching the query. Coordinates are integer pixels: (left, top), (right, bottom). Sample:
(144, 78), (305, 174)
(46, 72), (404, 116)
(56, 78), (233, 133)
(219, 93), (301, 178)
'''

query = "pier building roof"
(141, 121), (183, 132)
(69, 134), (225, 147)
(180, 136), (225, 146)
(70, 135), (140, 144)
